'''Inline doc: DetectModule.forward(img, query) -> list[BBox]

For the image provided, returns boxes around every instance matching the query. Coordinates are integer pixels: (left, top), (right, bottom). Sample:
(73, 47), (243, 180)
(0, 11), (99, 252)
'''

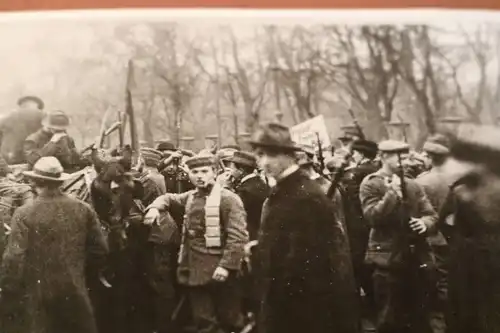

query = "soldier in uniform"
(139, 147), (167, 201)
(144, 152), (249, 333)
(415, 134), (451, 333)
(340, 139), (380, 322)
(159, 149), (194, 194)
(438, 124), (500, 333)
(0, 155), (34, 260)
(0, 96), (45, 164)
(24, 110), (81, 172)
(249, 123), (359, 333)
(359, 140), (437, 333)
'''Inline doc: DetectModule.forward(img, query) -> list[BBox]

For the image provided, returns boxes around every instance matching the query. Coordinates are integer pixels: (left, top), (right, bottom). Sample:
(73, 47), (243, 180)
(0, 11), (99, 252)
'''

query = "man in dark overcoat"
(144, 152), (249, 333)
(0, 96), (45, 164)
(226, 150), (270, 317)
(359, 140), (437, 333)
(439, 124), (500, 333)
(0, 156), (109, 333)
(340, 139), (380, 314)
(249, 122), (360, 333)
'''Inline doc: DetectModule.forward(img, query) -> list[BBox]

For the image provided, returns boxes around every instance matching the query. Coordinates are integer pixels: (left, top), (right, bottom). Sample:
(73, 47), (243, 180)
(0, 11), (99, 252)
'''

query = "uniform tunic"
(359, 169), (437, 333)
(148, 186), (248, 286)
(148, 186), (248, 332)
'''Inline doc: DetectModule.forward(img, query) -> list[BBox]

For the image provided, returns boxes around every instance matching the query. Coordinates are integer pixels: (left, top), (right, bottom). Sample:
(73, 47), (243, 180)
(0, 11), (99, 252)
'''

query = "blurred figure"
(24, 110), (81, 172)
(416, 134), (452, 333)
(0, 96), (45, 164)
(0, 155), (34, 261)
(440, 124), (500, 333)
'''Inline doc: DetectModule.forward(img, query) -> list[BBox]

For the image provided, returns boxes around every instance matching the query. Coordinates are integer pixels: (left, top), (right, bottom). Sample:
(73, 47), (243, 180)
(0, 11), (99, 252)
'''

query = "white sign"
(290, 115), (331, 151)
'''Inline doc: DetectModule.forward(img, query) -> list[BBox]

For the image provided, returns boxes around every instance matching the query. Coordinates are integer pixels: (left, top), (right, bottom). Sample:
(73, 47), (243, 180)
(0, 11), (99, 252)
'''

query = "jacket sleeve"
(219, 192), (249, 270)
(0, 209), (29, 293)
(147, 191), (191, 212)
(24, 137), (59, 166)
(359, 176), (400, 225)
(413, 182), (438, 235)
(85, 205), (109, 270)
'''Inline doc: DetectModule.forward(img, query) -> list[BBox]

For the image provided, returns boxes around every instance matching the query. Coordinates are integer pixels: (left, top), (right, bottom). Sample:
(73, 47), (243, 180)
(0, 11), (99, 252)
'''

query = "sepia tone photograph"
(0, 9), (500, 333)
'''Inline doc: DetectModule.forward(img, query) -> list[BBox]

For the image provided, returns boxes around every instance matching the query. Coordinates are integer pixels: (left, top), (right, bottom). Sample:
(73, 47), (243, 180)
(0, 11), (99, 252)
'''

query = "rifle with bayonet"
(348, 108), (366, 141)
(315, 132), (326, 177)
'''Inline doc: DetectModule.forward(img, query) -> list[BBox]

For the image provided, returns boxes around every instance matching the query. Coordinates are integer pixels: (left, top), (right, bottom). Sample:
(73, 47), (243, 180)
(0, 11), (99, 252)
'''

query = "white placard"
(290, 115), (331, 150)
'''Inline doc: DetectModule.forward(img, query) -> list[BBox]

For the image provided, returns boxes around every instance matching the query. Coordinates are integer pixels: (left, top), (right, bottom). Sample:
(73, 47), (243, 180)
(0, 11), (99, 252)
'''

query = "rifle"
(348, 108), (366, 141)
(315, 132), (326, 175)
(325, 143), (353, 199)
(392, 152), (436, 297)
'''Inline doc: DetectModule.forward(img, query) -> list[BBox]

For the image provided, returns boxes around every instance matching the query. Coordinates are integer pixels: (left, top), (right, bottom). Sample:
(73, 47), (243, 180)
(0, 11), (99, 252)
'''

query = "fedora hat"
(248, 122), (300, 151)
(228, 151), (257, 169)
(352, 140), (378, 158)
(42, 110), (70, 131)
(23, 156), (70, 182)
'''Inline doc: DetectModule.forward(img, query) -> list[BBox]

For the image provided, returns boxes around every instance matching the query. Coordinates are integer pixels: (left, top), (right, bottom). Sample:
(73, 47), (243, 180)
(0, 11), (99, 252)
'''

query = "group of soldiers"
(0, 95), (500, 333)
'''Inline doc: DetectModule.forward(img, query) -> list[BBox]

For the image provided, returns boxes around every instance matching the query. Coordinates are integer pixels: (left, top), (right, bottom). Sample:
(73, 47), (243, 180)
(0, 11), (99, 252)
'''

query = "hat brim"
(248, 141), (301, 151)
(227, 156), (257, 168)
(22, 170), (71, 182)
(42, 119), (68, 131)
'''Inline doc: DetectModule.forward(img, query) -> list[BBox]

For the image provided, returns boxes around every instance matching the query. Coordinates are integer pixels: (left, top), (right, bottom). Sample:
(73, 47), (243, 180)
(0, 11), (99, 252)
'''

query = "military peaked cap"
(378, 140), (410, 153)
(140, 147), (163, 168)
(185, 152), (215, 170)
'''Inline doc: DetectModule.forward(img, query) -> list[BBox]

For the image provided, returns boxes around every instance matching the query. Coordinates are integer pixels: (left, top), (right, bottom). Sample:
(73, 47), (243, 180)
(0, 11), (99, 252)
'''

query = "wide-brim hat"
(23, 156), (70, 182)
(42, 110), (70, 130)
(228, 151), (257, 168)
(248, 122), (301, 151)
(17, 95), (44, 110)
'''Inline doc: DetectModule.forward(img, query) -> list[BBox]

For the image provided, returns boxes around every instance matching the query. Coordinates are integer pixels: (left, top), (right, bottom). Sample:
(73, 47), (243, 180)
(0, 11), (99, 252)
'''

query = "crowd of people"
(0, 95), (500, 333)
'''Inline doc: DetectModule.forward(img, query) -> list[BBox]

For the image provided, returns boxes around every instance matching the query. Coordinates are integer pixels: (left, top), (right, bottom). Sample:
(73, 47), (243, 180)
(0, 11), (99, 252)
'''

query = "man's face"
(254, 148), (288, 179)
(381, 152), (409, 172)
(352, 150), (363, 163)
(443, 159), (500, 222)
(189, 166), (216, 188)
(229, 162), (244, 180)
